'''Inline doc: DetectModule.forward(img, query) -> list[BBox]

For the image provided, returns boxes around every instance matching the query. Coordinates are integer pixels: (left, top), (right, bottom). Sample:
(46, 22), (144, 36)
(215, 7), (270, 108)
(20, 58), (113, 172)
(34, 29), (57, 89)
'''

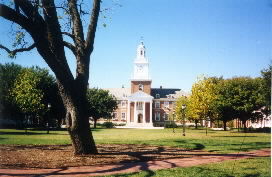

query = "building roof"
(128, 91), (153, 101)
(105, 87), (189, 100)
(129, 91), (153, 98)
(151, 88), (188, 99)
(105, 88), (131, 99)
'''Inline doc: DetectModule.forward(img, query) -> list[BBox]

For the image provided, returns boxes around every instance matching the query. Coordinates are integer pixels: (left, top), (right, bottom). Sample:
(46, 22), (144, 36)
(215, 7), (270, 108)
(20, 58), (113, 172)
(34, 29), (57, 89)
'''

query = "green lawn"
(103, 157), (271, 177)
(0, 128), (270, 153)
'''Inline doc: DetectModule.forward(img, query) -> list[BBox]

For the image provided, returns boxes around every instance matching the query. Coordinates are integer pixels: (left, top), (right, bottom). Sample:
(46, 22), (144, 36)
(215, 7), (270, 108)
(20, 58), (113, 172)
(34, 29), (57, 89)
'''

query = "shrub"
(153, 122), (164, 127)
(257, 127), (271, 133)
(102, 122), (114, 128)
(164, 122), (178, 128)
(115, 123), (126, 126)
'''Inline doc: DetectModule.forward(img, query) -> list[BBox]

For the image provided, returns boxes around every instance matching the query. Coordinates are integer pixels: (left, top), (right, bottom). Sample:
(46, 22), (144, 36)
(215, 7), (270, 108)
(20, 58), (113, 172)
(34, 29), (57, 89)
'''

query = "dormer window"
(156, 94), (160, 99)
(139, 84), (144, 91)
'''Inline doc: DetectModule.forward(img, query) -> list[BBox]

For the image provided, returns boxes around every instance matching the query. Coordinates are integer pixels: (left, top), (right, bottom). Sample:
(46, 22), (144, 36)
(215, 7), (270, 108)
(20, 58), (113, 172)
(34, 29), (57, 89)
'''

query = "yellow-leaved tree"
(189, 76), (220, 134)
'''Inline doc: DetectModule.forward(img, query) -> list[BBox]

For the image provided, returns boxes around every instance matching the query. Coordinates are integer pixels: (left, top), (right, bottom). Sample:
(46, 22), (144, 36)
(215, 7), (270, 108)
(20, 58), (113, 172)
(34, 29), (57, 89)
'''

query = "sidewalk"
(0, 148), (270, 177)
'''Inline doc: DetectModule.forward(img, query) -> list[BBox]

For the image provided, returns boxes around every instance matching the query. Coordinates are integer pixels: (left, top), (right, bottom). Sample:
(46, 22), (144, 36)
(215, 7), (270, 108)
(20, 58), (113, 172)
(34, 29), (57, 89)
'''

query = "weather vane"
(140, 36), (144, 44)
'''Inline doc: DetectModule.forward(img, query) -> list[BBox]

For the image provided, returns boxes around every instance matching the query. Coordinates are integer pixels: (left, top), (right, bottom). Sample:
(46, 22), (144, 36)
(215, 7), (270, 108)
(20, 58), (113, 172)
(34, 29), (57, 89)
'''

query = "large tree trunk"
(58, 81), (97, 155)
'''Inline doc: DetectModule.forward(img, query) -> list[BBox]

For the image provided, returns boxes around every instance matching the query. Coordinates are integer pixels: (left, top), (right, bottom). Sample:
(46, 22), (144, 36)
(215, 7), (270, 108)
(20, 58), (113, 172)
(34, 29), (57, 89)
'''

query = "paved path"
(0, 148), (270, 177)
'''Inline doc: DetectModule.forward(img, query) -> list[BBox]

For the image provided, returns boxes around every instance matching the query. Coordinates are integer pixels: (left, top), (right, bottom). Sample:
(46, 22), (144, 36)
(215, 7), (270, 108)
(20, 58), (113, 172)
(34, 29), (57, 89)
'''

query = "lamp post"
(182, 104), (186, 136)
(47, 103), (51, 134)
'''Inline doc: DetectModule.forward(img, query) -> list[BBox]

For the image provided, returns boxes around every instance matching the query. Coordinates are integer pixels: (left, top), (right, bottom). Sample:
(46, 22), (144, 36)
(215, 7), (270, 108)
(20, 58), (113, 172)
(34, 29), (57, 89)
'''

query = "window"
(156, 94), (160, 99)
(140, 50), (143, 55)
(155, 101), (160, 108)
(155, 112), (160, 121)
(121, 101), (126, 108)
(137, 102), (143, 110)
(164, 101), (169, 108)
(121, 112), (126, 120)
(139, 84), (144, 91)
(113, 112), (117, 120)
(164, 113), (169, 121)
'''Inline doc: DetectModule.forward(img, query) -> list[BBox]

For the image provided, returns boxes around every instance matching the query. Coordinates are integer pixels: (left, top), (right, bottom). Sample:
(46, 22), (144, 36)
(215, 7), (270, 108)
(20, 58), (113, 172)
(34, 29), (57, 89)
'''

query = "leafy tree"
(11, 68), (47, 121)
(0, 0), (101, 154)
(0, 63), (23, 121)
(260, 65), (271, 117)
(189, 77), (219, 134)
(225, 77), (264, 132)
(214, 79), (237, 131)
(175, 96), (189, 122)
(87, 88), (117, 128)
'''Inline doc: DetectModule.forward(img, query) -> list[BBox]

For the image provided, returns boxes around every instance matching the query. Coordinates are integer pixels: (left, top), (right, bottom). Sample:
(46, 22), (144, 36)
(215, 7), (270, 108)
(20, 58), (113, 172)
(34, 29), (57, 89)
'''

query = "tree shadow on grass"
(1, 143), (269, 177)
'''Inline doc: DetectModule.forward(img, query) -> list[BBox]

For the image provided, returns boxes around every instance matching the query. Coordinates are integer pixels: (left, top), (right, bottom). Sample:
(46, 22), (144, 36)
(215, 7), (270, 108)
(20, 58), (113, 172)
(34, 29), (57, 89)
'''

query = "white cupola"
(132, 41), (151, 80)
(137, 41), (146, 59)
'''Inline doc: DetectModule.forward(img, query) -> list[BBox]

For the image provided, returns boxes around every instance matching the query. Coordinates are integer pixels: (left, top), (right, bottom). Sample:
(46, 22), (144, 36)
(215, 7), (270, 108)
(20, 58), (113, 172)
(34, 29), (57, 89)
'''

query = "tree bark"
(58, 80), (97, 155)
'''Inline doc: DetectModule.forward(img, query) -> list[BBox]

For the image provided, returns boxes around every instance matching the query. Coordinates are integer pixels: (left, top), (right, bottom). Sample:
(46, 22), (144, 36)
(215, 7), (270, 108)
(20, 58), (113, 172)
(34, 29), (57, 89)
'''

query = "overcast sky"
(0, 0), (271, 92)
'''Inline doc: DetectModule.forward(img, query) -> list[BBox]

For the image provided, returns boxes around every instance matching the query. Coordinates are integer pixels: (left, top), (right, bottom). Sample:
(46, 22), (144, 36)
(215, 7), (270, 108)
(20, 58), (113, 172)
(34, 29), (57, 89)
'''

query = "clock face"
(137, 65), (143, 72)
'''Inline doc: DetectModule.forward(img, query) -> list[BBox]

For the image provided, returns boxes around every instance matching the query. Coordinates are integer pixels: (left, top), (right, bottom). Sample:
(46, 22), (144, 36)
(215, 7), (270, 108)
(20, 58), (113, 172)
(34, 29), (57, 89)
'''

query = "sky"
(0, 0), (271, 92)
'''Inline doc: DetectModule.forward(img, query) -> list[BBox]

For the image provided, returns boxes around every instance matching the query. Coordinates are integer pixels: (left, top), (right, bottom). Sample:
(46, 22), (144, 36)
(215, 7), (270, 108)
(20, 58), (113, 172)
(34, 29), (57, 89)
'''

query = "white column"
(143, 101), (146, 124)
(149, 101), (153, 124)
(134, 101), (137, 124)
(127, 100), (130, 124)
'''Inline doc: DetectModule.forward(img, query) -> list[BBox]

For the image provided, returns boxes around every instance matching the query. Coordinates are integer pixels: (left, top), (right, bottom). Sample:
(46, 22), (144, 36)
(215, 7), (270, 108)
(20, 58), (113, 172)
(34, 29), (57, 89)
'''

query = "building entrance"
(138, 114), (143, 123)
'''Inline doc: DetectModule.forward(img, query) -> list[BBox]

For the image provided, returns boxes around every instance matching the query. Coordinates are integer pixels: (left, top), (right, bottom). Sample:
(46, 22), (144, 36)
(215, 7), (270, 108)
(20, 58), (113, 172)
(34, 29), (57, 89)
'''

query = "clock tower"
(131, 41), (152, 94)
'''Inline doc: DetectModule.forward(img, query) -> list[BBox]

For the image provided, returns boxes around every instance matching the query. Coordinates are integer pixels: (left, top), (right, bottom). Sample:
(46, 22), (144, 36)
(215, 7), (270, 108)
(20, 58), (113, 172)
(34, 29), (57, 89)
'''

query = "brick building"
(106, 42), (187, 127)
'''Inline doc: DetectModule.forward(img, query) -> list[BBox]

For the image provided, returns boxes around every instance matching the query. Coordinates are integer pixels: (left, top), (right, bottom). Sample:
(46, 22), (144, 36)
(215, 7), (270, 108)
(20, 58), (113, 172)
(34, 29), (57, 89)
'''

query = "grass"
(102, 157), (271, 177)
(0, 128), (270, 153)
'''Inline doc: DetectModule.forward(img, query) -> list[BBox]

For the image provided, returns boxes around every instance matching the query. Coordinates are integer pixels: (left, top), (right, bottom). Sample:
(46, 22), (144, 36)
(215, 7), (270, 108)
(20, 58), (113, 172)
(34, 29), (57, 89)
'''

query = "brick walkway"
(0, 148), (270, 177)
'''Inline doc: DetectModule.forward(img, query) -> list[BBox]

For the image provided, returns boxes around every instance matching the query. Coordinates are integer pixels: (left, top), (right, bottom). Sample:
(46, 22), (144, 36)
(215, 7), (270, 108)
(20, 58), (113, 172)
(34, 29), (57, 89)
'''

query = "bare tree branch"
(0, 43), (36, 57)
(85, 0), (101, 56)
(14, 0), (44, 24)
(0, 3), (33, 33)
(68, 0), (85, 55)
(63, 41), (76, 55)
(62, 32), (75, 40)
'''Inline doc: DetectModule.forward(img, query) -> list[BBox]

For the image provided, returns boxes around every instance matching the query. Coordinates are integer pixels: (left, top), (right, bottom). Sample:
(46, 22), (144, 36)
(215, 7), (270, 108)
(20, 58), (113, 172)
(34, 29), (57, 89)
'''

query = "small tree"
(189, 76), (219, 135)
(11, 68), (46, 127)
(87, 88), (117, 128)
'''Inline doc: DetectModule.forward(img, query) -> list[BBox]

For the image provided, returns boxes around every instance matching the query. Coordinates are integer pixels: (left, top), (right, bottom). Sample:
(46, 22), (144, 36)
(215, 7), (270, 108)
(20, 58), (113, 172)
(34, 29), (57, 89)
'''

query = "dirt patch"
(0, 144), (211, 169)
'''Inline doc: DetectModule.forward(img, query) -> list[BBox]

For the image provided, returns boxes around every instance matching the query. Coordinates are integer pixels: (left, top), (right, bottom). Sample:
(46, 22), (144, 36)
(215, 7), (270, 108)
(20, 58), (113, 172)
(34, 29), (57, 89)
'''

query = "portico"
(127, 91), (153, 127)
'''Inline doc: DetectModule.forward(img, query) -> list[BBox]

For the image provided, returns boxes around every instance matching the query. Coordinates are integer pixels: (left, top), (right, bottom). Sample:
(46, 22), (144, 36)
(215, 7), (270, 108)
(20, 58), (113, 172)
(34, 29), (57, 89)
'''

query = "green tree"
(226, 77), (264, 132)
(260, 65), (271, 117)
(214, 79), (237, 131)
(0, 63), (23, 122)
(87, 88), (117, 128)
(11, 68), (46, 122)
(0, 0), (101, 154)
